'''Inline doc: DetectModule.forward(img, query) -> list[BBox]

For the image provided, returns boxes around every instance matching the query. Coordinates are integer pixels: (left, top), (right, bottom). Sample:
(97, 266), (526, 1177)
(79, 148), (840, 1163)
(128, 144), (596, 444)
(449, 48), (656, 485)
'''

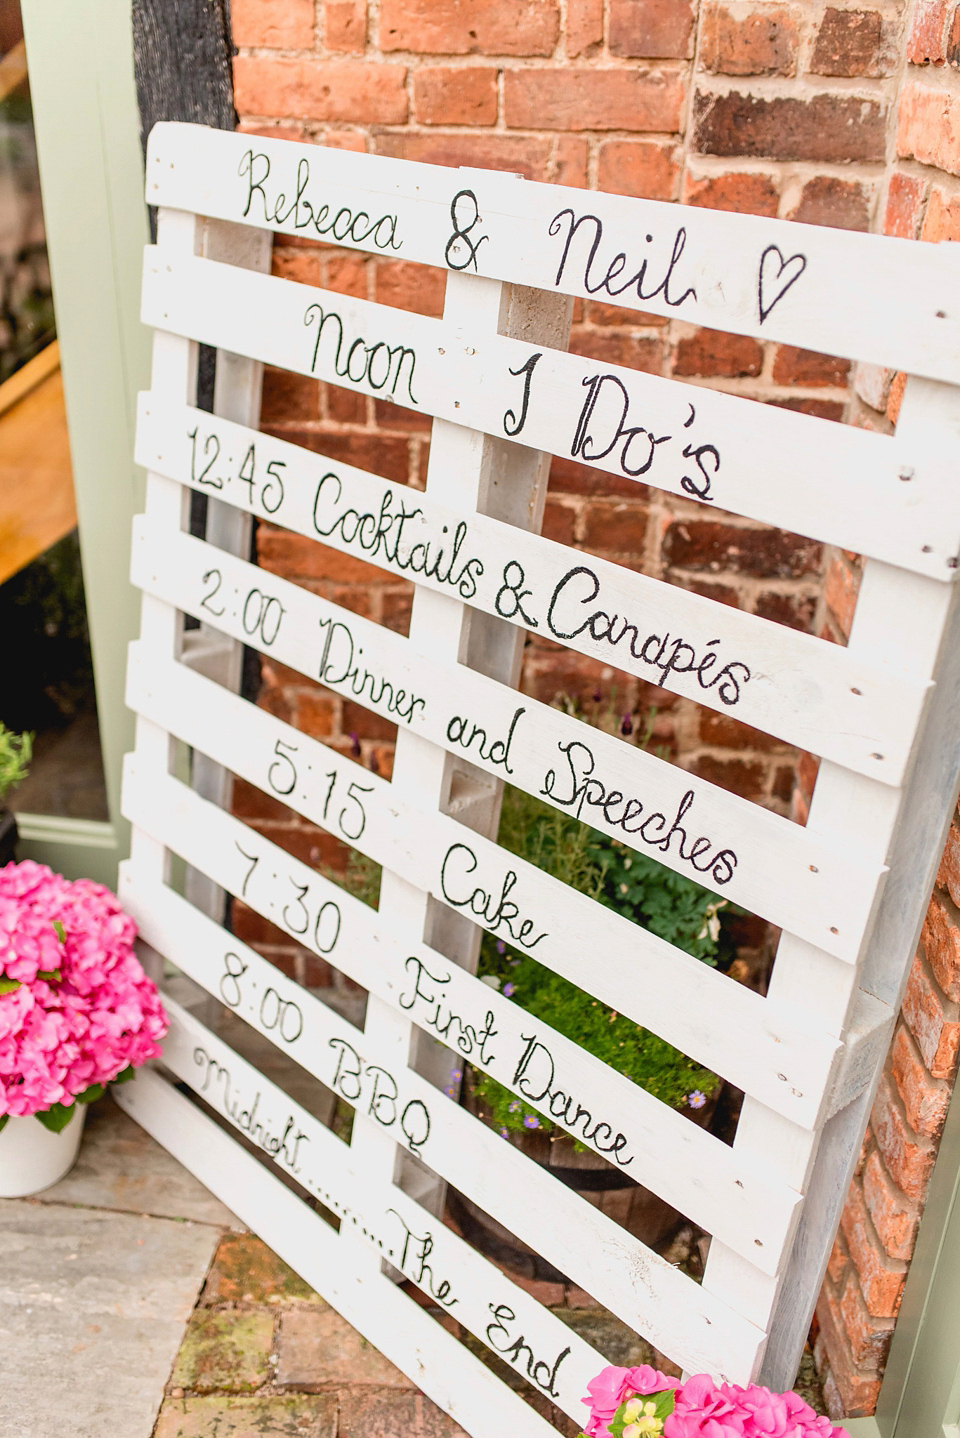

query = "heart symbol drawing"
(757, 245), (807, 323)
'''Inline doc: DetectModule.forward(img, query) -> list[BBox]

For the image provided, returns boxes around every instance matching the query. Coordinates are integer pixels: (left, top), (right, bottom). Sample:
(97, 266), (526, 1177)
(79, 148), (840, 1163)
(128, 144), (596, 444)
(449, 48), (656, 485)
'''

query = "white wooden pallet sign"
(118, 122), (960, 1436)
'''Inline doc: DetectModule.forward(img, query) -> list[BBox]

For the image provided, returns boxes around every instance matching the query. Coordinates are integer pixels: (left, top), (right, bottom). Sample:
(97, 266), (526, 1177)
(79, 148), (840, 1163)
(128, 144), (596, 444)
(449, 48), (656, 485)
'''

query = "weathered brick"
(170, 1311), (275, 1393)
(294, 429), (413, 482)
(839, 1179), (907, 1318)
(413, 66), (498, 125)
(261, 365), (320, 423)
(551, 135), (590, 187)
(682, 169), (780, 216)
(825, 554), (859, 637)
(504, 68), (686, 132)
(695, 91), (886, 163)
(259, 529), (382, 584)
(853, 362), (893, 412)
(949, 4), (960, 65)
(375, 131), (553, 179)
(790, 176), (870, 231)
(902, 951), (960, 1079)
(772, 346), (850, 386)
(608, 0), (695, 58)
(277, 1307), (415, 1389)
(233, 0), (315, 49)
(233, 58), (408, 124)
(156, 1395), (337, 1438)
(939, 820), (960, 907)
(597, 140), (680, 199)
(379, 0), (560, 56)
(838, 1270), (896, 1368)
(815, 1287), (884, 1419)
(663, 521), (821, 578)
(921, 184), (960, 242)
(898, 81), (960, 177)
(697, 711), (785, 752)
(811, 8), (885, 76)
(580, 501), (648, 551)
(862, 1149), (919, 1262)
(887, 370), (907, 425)
(884, 172), (928, 239)
(673, 328), (763, 378)
(548, 454), (643, 497)
(542, 498), (577, 544)
(201, 1233), (321, 1306)
(568, 330), (663, 372)
(272, 249), (322, 287)
(922, 891), (960, 1002)
(753, 589), (816, 630)
(375, 260), (446, 316)
(232, 776), (295, 824)
(690, 755), (766, 801)
(700, 5), (798, 75)
(567, 0), (604, 55)
(326, 0), (367, 51)
(339, 1391), (470, 1438)
(871, 1072), (937, 1202)
(891, 1023), (951, 1138)
(908, 0), (949, 62)
(769, 394), (846, 422)
(826, 1231), (850, 1286)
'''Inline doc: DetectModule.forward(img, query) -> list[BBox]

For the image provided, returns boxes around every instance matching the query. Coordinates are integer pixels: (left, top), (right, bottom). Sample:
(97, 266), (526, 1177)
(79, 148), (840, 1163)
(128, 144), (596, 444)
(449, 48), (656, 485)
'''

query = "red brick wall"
(227, 0), (960, 1418)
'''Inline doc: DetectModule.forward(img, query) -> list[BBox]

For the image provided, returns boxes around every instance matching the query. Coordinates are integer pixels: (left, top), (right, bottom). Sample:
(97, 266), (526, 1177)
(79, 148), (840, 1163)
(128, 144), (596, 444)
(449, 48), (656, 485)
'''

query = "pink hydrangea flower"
(583, 1365), (680, 1437)
(0, 861), (168, 1120)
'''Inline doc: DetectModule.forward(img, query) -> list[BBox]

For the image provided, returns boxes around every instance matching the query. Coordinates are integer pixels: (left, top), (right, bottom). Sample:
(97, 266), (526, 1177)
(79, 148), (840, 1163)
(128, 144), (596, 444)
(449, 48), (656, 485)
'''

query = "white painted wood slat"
(121, 675), (840, 1128)
(137, 396), (931, 784)
(153, 988), (765, 1378)
(118, 834), (803, 1272)
(128, 528), (885, 963)
(144, 121), (960, 387)
(140, 251), (960, 582)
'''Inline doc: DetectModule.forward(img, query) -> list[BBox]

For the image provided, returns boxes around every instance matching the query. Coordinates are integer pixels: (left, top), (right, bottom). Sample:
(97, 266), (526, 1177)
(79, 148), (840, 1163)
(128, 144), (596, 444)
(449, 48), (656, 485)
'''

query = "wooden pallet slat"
(144, 121), (960, 387)
(140, 252), (960, 581)
(118, 126), (960, 1419)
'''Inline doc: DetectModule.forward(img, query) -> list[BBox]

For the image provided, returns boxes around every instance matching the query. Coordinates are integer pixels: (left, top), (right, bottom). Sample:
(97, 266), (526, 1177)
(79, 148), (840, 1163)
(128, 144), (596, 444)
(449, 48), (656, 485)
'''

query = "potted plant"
(0, 860), (168, 1196)
(0, 723), (32, 865)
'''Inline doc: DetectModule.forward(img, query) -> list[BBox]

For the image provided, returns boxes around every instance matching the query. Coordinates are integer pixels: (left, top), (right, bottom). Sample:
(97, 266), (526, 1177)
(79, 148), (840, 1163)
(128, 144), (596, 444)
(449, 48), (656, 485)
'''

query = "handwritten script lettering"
(486, 1304), (571, 1398)
(304, 303), (418, 405)
(312, 471), (484, 599)
(240, 149), (402, 251)
(440, 843), (548, 949)
(192, 1046), (309, 1172)
(549, 209), (697, 310)
(541, 743), (738, 886)
(318, 615), (426, 725)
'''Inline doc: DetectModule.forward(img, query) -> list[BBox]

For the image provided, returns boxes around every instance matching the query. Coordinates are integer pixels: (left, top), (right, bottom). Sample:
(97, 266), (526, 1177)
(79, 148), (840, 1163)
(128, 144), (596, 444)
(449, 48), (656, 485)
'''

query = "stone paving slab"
(34, 1094), (242, 1228)
(0, 1199), (221, 1438)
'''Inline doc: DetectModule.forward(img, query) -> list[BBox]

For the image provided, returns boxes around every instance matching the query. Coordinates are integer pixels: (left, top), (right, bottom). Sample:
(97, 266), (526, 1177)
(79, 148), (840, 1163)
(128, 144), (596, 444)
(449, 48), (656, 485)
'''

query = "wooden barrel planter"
(450, 1070), (718, 1284)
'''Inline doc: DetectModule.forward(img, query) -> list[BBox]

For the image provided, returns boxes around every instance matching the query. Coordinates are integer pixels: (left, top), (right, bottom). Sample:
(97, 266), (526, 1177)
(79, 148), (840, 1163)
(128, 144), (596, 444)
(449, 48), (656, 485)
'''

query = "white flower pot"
(0, 1105), (87, 1197)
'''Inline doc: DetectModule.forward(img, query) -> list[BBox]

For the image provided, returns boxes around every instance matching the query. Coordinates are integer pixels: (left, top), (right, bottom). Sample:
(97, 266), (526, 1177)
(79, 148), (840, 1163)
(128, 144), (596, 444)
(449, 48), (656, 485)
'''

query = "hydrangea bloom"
(581, 1366), (847, 1438)
(0, 861), (167, 1121)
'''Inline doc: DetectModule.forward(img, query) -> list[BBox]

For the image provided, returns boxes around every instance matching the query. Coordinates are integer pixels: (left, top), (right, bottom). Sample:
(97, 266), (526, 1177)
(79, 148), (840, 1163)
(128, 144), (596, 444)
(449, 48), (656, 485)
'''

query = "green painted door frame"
(17, 0), (151, 887)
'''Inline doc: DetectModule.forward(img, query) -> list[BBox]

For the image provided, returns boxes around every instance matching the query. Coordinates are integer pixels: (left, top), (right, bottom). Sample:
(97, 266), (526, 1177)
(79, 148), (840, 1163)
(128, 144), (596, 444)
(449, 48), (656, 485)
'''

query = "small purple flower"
(450, 1069), (462, 1083)
(621, 712), (634, 737)
(496, 940), (506, 955)
(509, 1100), (522, 1114)
(350, 732), (361, 758)
(503, 982), (515, 998)
(499, 1127), (509, 1139)
(688, 1090), (707, 1109)
(592, 688), (602, 703)
(523, 1115), (541, 1130)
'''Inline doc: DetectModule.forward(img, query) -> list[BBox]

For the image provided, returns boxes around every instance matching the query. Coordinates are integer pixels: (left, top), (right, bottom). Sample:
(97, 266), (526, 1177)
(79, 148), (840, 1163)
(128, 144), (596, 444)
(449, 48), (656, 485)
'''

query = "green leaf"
(36, 969), (62, 984)
(76, 1083), (104, 1105)
(0, 1115), (8, 1134)
(35, 1102), (77, 1133)
(52, 920), (66, 944)
(110, 1064), (136, 1086)
(0, 977), (22, 995)
(610, 1388), (677, 1436)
